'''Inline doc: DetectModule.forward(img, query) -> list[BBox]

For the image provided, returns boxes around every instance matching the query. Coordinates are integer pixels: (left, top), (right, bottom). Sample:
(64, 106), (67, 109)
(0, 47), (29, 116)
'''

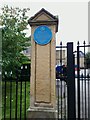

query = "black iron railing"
(2, 41), (90, 120)
(2, 65), (30, 119)
(56, 41), (90, 120)
(77, 41), (90, 119)
(56, 42), (68, 120)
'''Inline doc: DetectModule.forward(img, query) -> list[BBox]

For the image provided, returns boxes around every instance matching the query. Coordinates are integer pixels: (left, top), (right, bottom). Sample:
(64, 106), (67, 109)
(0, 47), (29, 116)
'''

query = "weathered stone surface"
(30, 25), (56, 108)
(28, 8), (58, 119)
(27, 108), (57, 119)
(36, 44), (51, 103)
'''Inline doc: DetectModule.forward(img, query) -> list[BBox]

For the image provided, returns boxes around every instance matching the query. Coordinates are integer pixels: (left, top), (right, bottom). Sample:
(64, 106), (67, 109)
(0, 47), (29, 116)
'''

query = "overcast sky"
(0, 0), (89, 51)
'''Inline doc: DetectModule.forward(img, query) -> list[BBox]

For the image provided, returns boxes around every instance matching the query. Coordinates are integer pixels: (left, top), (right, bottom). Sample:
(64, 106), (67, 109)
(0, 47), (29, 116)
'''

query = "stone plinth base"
(27, 107), (57, 119)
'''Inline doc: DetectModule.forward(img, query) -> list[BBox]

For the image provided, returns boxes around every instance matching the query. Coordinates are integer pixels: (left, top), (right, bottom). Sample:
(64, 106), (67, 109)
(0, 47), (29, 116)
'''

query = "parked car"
(56, 65), (67, 82)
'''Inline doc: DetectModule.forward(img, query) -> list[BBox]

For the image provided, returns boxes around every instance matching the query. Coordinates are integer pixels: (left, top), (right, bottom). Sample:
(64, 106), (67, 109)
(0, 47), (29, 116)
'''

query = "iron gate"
(56, 42), (90, 120)
(77, 42), (90, 119)
(2, 42), (90, 119)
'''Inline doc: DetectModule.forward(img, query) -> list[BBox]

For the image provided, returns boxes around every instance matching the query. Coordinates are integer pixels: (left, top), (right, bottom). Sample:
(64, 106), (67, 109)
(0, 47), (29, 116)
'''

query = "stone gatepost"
(28, 8), (58, 119)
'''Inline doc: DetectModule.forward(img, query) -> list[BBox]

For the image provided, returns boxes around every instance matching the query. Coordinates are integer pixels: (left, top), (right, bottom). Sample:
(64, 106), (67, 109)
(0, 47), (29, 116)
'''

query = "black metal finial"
(87, 73), (90, 78)
(81, 73), (83, 78)
(87, 74), (89, 78)
(83, 40), (86, 45)
(60, 41), (62, 46)
(77, 41), (79, 46)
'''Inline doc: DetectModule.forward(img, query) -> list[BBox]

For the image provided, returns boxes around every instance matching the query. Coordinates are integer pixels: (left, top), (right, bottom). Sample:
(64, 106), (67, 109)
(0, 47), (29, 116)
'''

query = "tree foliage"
(0, 5), (30, 78)
(85, 52), (90, 68)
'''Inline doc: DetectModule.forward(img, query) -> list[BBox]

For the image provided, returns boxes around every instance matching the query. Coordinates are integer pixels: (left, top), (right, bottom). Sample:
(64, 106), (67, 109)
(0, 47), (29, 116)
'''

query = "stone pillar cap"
(28, 8), (58, 32)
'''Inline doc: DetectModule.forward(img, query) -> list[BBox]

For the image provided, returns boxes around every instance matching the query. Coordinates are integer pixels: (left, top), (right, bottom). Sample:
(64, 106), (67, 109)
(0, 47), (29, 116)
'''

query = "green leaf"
(1, 5), (31, 79)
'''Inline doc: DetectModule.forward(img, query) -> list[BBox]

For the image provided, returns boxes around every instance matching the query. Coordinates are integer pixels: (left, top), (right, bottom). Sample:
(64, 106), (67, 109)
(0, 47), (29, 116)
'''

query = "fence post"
(67, 42), (76, 119)
(77, 43), (80, 119)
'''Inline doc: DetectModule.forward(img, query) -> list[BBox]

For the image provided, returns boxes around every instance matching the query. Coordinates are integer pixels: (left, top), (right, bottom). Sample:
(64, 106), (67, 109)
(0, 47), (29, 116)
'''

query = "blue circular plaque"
(33, 25), (52, 45)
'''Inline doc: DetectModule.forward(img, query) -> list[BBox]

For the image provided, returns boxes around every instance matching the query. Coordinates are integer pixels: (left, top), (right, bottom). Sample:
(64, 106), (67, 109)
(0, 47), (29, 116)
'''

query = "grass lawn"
(2, 80), (30, 119)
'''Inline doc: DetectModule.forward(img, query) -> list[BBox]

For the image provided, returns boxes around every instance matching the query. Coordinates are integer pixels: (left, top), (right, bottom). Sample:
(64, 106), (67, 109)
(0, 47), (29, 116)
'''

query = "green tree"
(85, 52), (90, 68)
(0, 5), (30, 79)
